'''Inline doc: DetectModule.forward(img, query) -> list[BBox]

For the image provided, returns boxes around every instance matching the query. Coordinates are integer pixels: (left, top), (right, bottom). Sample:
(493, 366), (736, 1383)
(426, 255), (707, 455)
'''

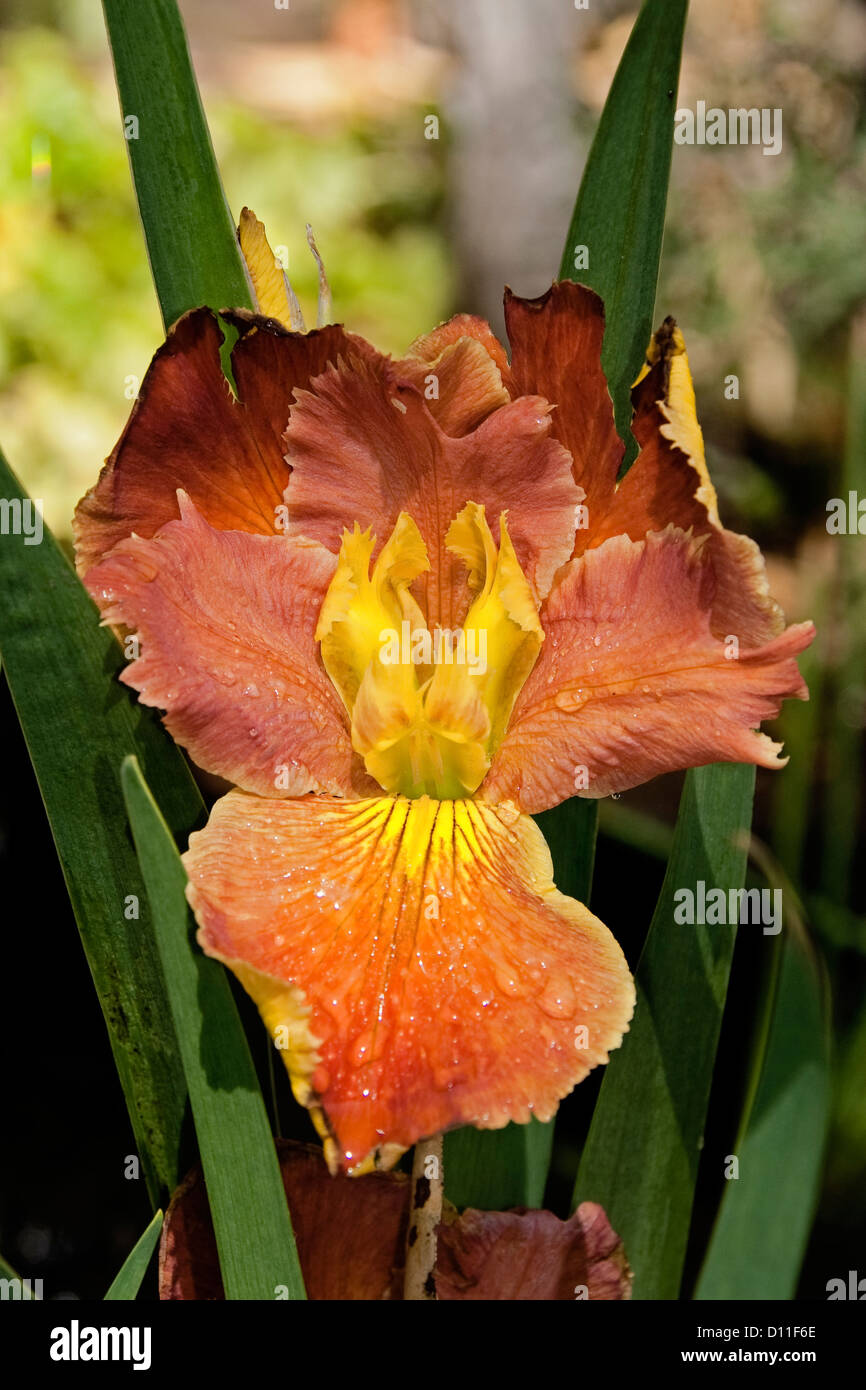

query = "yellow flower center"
(315, 503), (543, 799)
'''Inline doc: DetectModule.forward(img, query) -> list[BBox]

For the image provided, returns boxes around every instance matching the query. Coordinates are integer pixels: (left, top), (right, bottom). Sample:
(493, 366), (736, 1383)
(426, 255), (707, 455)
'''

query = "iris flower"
(75, 213), (813, 1175)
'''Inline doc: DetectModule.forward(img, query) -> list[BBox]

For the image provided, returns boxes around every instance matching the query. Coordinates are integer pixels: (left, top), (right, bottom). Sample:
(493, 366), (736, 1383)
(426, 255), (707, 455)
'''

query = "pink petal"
(85, 496), (373, 798)
(396, 313), (513, 434)
(483, 527), (815, 812)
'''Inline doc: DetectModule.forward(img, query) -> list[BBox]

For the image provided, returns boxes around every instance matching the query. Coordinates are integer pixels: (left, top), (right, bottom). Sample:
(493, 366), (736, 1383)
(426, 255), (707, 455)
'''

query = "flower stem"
(403, 1133), (443, 1300)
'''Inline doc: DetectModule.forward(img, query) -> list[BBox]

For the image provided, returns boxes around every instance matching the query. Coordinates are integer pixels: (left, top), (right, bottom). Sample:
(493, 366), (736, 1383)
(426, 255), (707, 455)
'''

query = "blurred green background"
(1, 0), (864, 1298)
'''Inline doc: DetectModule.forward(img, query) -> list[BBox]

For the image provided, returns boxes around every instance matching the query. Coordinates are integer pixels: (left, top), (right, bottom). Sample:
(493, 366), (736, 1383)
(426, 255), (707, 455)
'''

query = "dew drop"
(554, 690), (581, 713)
(494, 966), (529, 999)
(538, 976), (576, 1020)
(209, 668), (237, 687)
(350, 1026), (388, 1065)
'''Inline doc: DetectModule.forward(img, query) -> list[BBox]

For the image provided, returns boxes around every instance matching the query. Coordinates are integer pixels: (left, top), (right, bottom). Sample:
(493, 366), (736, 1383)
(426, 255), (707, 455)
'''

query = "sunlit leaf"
(121, 756), (306, 1300)
(559, 0), (688, 458)
(102, 0), (254, 329)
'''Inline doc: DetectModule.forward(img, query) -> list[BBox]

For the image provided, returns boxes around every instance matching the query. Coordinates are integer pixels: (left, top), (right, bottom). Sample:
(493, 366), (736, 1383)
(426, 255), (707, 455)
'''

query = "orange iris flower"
(75, 213), (813, 1175)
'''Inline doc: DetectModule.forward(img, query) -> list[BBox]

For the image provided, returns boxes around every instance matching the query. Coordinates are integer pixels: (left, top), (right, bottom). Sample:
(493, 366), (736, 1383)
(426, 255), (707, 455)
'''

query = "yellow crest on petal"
(634, 318), (720, 526)
(316, 503), (543, 799)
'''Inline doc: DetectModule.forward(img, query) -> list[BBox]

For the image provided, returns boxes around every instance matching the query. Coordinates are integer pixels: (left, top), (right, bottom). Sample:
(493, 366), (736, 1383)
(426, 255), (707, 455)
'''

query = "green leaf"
(102, 0), (254, 329)
(0, 450), (202, 1201)
(443, 1119), (553, 1213)
(559, 0), (688, 457)
(121, 756), (306, 1301)
(105, 1211), (164, 1300)
(572, 762), (755, 1299)
(445, 0), (687, 1212)
(695, 930), (830, 1300)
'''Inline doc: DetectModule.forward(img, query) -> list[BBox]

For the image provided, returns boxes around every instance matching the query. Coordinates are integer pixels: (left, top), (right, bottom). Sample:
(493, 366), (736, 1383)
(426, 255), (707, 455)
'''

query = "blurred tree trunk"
(421, 0), (584, 339)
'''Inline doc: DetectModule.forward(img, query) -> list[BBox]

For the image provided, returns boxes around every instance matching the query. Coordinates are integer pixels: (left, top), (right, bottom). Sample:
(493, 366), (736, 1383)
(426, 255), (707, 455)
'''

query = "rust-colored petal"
(435, 1202), (631, 1301)
(589, 318), (785, 644)
(73, 308), (374, 575)
(184, 791), (635, 1175)
(159, 1140), (410, 1300)
(403, 313), (513, 385)
(483, 527), (815, 813)
(505, 282), (624, 535)
(283, 355), (580, 625)
(85, 496), (373, 799)
(396, 313), (513, 434)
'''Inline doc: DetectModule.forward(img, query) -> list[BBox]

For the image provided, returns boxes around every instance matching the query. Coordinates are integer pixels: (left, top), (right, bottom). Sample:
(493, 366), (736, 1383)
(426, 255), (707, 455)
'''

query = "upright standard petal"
(85, 496), (372, 799)
(590, 317), (785, 644)
(184, 791), (635, 1175)
(73, 308), (374, 575)
(505, 282), (624, 531)
(483, 528), (814, 812)
(283, 356), (580, 625)
(396, 315), (512, 436)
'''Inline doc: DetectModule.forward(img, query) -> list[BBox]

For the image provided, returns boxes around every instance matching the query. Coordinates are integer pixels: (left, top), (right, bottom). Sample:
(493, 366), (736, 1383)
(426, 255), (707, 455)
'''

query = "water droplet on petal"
(494, 966), (529, 999)
(538, 976), (576, 1020)
(209, 667), (237, 687)
(350, 1026), (388, 1066)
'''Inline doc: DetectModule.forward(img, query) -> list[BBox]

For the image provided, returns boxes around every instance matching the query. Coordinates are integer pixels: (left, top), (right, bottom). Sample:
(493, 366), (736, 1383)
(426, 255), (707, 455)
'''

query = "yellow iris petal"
(316, 513), (429, 716)
(443, 502), (543, 756)
(316, 503), (542, 800)
(238, 207), (305, 331)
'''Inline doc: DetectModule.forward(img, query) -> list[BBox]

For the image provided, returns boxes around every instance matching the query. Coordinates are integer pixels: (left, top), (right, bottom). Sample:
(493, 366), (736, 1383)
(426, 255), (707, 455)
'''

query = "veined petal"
(73, 308), (375, 576)
(283, 355), (580, 625)
(403, 313), (513, 388)
(505, 282), (624, 533)
(397, 316), (512, 435)
(184, 791), (635, 1175)
(483, 527), (815, 812)
(85, 496), (374, 799)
